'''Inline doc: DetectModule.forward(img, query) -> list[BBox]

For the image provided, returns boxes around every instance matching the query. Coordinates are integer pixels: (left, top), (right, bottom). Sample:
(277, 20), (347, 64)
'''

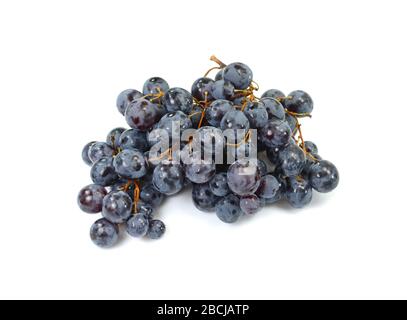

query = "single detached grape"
(240, 194), (262, 215)
(77, 184), (107, 213)
(192, 183), (220, 212)
(261, 89), (285, 100)
(102, 191), (133, 224)
(82, 141), (95, 166)
(114, 149), (147, 179)
(116, 89), (143, 115)
(152, 161), (185, 195)
(309, 160), (339, 193)
(211, 79), (235, 100)
(90, 157), (119, 186)
(191, 77), (214, 101)
(209, 173), (230, 197)
(279, 144), (306, 177)
(126, 214), (149, 238)
(284, 90), (313, 114)
(125, 98), (163, 131)
(88, 142), (114, 163)
(90, 218), (119, 248)
(164, 87), (194, 114)
(147, 220), (166, 239)
(227, 159), (260, 196)
(106, 127), (126, 149)
(118, 129), (149, 152)
(222, 62), (253, 90)
(215, 194), (243, 223)
(260, 120), (292, 148)
(206, 99), (234, 127)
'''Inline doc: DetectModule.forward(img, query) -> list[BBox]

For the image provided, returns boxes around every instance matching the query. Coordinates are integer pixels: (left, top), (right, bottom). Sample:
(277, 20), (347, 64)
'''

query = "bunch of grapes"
(78, 56), (339, 248)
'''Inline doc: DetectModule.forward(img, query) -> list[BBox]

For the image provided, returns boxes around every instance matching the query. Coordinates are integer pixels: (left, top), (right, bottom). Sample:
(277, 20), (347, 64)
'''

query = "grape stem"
(289, 113), (320, 162)
(133, 180), (140, 214)
(209, 55), (226, 68)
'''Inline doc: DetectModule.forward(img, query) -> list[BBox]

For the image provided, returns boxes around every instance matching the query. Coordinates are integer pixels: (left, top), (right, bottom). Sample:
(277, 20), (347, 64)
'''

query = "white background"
(0, 0), (406, 300)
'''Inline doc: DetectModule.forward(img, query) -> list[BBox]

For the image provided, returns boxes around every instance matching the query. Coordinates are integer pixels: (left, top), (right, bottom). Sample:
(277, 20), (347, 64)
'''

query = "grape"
(135, 200), (154, 219)
(185, 153), (216, 184)
(284, 90), (313, 114)
(90, 157), (119, 186)
(77, 184), (107, 213)
(255, 174), (283, 204)
(206, 100), (234, 127)
(126, 214), (149, 237)
(156, 111), (192, 136)
(309, 160), (339, 193)
(261, 89), (285, 100)
(303, 141), (318, 154)
(279, 144), (306, 177)
(220, 110), (250, 131)
(88, 142), (114, 163)
(243, 101), (269, 129)
(285, 114), (297, 134)
(260, 120), (292, 148)
(164, 87), (193, 114)
(285, 176), (313, 208)
(191, 77), (214, 101)
(147, 220), (166, 239)
(192, 183), (220, 212)
(222, 62), (253, 90)
(119, 129), (149, 152)
(116, 89), (143, 115)
(152, 161), (185, 195)
(211, 79), (235, 100)
(192, 126), (224, 157)
(233, 95), (247, 106)
(142, 77), (169, 97)
(139, 183), (164, 208)
(209, 173), (230, 197)
(125, 98), (163, 131)
(257, 159), (268, 176)
(240, 194), (262, 215)
(82, 141), (95, 166)
(189, 104), (204, 128)
(90, 218), (119, 248)
(106, 127), (126, 149)
(113, 149), (147, 179)
(227, 159), (260, 196)
(260, 97), (286, 120)
(215, 194), (243, 223)
(214, 69), (223, 81)
(102, 191), (133, 223)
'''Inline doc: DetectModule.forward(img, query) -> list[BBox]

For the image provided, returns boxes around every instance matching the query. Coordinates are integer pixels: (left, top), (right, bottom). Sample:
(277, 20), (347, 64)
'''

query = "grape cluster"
(78, 56), (339, 248)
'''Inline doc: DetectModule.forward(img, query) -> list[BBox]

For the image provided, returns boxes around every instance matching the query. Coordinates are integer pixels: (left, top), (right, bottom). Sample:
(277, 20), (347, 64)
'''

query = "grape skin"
(142, 77), (169, 97)
(90, 157), (119, 186)
(209, 173), (230, 197)
(106, 127), (126, 149)
(279, 144), (306, 177)
(222, 62), (253, 90)
(240, 194), (262, 215)
(260, 120), (292, 148)
(191, 77), (214, 101)
(227, 159), (260, 196)
(216, 194), (243, 223)
(102, 191), (133, 224)
(77, 184), (107, 213)
(211, 79), (235, 100)
(147, 220), (166, 239)
(192, 183), (220, 212)
(284, 90), (313, 114)
(116, 89), (143, 115)
(309, 160), (339, 193)
(90, 218), (119, 248)
(119, 129), (149, 152)
(113, 149), (148, 179)
(82, 141), (95, 166)
(152, 161), (185, 195)
(285, 176), (313, 208)
(164, 87), (194, 114)
(243, 101), (269, 129)
(88, 142), (114, 163)
(261, 89), (285, 100)
(260, 97), (286, 120)
(206, 100), (234, 127)
(126, 214), (149, 238)
(125, 98), (163, 132)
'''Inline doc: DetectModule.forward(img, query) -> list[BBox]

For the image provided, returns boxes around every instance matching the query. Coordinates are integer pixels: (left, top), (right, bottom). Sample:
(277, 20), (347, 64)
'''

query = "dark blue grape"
(286, 176), (313, 208)
(209, 173), (230, 197)
(164, 87), (193, 114)
(90, 218), (119, 248)
(257, 159), (268, 176)
(119, 129), (149, 152)
(233, 95), (247, 106)
(90, 157), (119, 186)
(303, 141), (318, 154)
(142, 77), (169, 97)
(206, 100), (234, 127)
(220, 110), (250, 131)
(106, 127), (126, 149)
(88, 142), (114, 163)
(243, 101), (269, 129)
(185, 153), (216, 184)
(255, 174), (283, 204)
(309, 160), (339, 193)
(126, 214), (149, 238)
(285, 114), (297, 134)
(125, 98), (163, 132)
(155, 111), (192, 136)
(227, 159), (260, 196)
(261, 89), (285, 100)
(116, 89), (143, 115)
(260, 97), (286, 120)
(223, 62), (253, 90)
(266, 146), (282, 167)
(135, 200), (154, 219)
(82, 141), (95, 166)
(102, 190), (133, 223)
(192, 183), (220, 212)
(240, 194), (262, 215)
(139, 183), (164, 208)
(279, 144), (306, 177)
(260, 120), (292, 148)
(192, 126), (224, 157)
(189, 104), (204, 128)
(113, 149), (147, 179)
(211, 79), (235, 100)
(77, 184), (107, 213)
(147, 220), (166, 239)
(152, 161), (185, 195)
(214, 69), (223, 81)
(191, 77), (214, 101)
(284, 90), (313, 114)
(215, 194), (243, 223)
